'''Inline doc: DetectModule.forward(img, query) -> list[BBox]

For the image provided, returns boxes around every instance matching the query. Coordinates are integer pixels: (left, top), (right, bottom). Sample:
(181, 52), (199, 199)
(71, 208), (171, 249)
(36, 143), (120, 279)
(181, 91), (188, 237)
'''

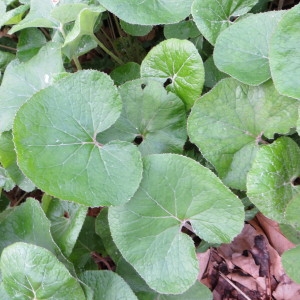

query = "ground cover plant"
(0, 0), (300, 299)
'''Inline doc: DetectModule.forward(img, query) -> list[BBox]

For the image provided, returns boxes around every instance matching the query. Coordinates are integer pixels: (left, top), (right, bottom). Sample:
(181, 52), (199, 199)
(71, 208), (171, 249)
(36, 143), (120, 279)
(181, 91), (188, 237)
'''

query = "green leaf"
(62, 6), (105, 59)
(0, 198), (75, 272)
(140, 39), (204, 110)
(51, 3), (90, 24)
(120, 20), (152, 37)
(110, 62), (140, 86)
(137, 281), (212, 300)
(13, 70), (143, 207)
(17, 28), (47, 62)
(0, 167), (14, 191)
(187, 78), (299, 190)
(0, 4), (29, 27)
(279, 223), (300, 245)
(0, 242), (85, 299)
(285, 194), (300, 231)
(109, 154), (244, 294)
(247, 137), (300, 223)
(164, 20), (201, 40)
(8, 0), (59, 34)
(98, 78), (187, 156)
(44, 198), (87, 257)
(0, 131), (34, 192)
(0, 42), (64, 133)
(214, 11), (284, 85)
(282, 245), (300, 283)
(192, 0), (258, 45)
(0, 51), (14, 72)
(80, 270), (138, 300)
(204, 56), (228, 88)
(97, 0), (193, 25)
(269, 3), (300, 100)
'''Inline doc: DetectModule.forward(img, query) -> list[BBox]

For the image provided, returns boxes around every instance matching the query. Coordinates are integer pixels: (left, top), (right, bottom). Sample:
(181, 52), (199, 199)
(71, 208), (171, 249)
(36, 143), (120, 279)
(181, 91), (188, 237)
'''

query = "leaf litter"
(197, 213), (300, 299)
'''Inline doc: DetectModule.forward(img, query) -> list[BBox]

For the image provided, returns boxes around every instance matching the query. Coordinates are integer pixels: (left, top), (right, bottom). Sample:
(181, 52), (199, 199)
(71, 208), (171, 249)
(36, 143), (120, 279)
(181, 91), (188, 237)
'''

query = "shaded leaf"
(141, 39), (204, 110)
(187, 78), (298, 190)
(110, 62), (140, 86)
(0, 4), (29, 27)
(98, 78), (187, 156)
(0, 242), (85, 299)
(13, 70), (143, 207)
(214, 11), (284, 85)
(109, 154), (244, 294)
(120, 20), (152, 37)
(163, 20), (200, 40)
(282, 245), (300, 283)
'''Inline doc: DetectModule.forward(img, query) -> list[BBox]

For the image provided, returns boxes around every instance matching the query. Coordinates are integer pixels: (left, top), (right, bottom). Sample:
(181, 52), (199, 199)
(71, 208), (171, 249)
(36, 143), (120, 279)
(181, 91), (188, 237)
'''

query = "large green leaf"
(0, 198), (74, 272)
(247, 137), (300, 223)
(0, 242), (85, 299)
(8, 0), (59, 34)
(0, 131), (34, 192)
(192, 0), (258, 45)
(214, 11), (284, 85)
(282, 245), (300, 283)
(0, 42), (64, 133)
(269, 3), (300, 100)
(285, 194), (300, 231)
(43, 197), (87, 257)
(97, 0), (193, 25)
(80, 270), (138, 300)
(187, 78), (298, 190)
(13, 70), (143, 207)
(109, 154), (244, 294)
(98, 78), (187, 156)
(140, 39), (204, 110)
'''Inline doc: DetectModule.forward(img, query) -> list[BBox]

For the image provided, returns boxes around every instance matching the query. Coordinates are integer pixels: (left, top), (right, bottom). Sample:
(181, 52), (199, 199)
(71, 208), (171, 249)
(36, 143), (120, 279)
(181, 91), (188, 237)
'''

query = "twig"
(219, 272), (252, 300)
(73, 56), (82, 71)
(0, 44), (17, 52)
(278, 0), (284, 10)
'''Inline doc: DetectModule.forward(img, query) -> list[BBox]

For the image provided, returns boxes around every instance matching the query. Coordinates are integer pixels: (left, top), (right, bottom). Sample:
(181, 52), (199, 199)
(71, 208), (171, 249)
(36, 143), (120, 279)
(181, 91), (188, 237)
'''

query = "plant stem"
(0, 44), (16, 52)
(93, 35), (123, 65)
(73, 56), (82, 71)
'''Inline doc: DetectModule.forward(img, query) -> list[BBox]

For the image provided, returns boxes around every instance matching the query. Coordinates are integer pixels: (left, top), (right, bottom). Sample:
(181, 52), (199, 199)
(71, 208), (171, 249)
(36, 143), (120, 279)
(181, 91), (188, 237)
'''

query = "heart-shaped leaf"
(247, 137), (300, 223)
(43, 197), (87, 257)
(269, 3), (300, 100)
(109, 154), (244, 294)
(192, 0), (258, 45)
(80, 270), (138, 300)
(141, 39), (204, 110)
(214, 11), (284, 85)
(98, 0), (193, 25)
(98, 78), (187, 156)
(13, 70), (143, 207)
(0, 242), (85, 299)
(0, 42), (64, 133)
(187, 78), (298, 190)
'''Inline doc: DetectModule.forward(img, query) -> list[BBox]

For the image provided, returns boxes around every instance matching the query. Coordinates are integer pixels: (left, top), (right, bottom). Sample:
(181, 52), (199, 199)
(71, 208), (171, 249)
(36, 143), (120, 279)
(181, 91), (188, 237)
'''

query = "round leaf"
(187, 78), (299, 190)
(110, 62), (140, 86)
(13, 70), (143, 207)
(98, 78), (187, 156)
(0, 242), (85, 299)
(97, 0), (193, 25)
(141, 39), (204, 110)
(269, 3), (300, 100)
(80, 270), (138, 300)
(109, 154), (244, 294)
(282, 245), (300, 283)
(192, 0), (258, 45)
(120, 20), (152, 37)
(214, 11), (284, 85)
(247, 137), (300, 223)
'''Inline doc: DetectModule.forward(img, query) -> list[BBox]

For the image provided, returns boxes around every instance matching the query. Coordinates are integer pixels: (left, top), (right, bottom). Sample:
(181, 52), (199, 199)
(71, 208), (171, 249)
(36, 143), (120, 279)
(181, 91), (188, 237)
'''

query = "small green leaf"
(282, 245), (300, 283)
(0, 42), (64, 133)
(279, 223), (300, 245)
(192, 0), (258, 45)
(164, 20), (201, 40)
(141, 39), (204, 110)
(13, 70), (143, 207)
(0, 167), (14, 191)
(0, 50), (14, 72)
(98, 0), (193, 25)
(98, 78), (187, 156)
(285, 194), (300, 231)
(120, 20), (152, 37)
(62, 6), (105, 59)
(214, 11), (284, 85)
(204, 56), (228, 88)
(80, 270), (138, 300)
(187, 78), (298, 190)
(51, 3), (90, 24)
(269, 3), (300, 100)
(109, 154), (244, 294)
(8, 0), (59, 34)
(0, 242), (86, 299)
(110, 62), (140, 85)
(44, 198), (87, 257)
(247, 137), (300, 223)
(0, 4), (29, 27)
